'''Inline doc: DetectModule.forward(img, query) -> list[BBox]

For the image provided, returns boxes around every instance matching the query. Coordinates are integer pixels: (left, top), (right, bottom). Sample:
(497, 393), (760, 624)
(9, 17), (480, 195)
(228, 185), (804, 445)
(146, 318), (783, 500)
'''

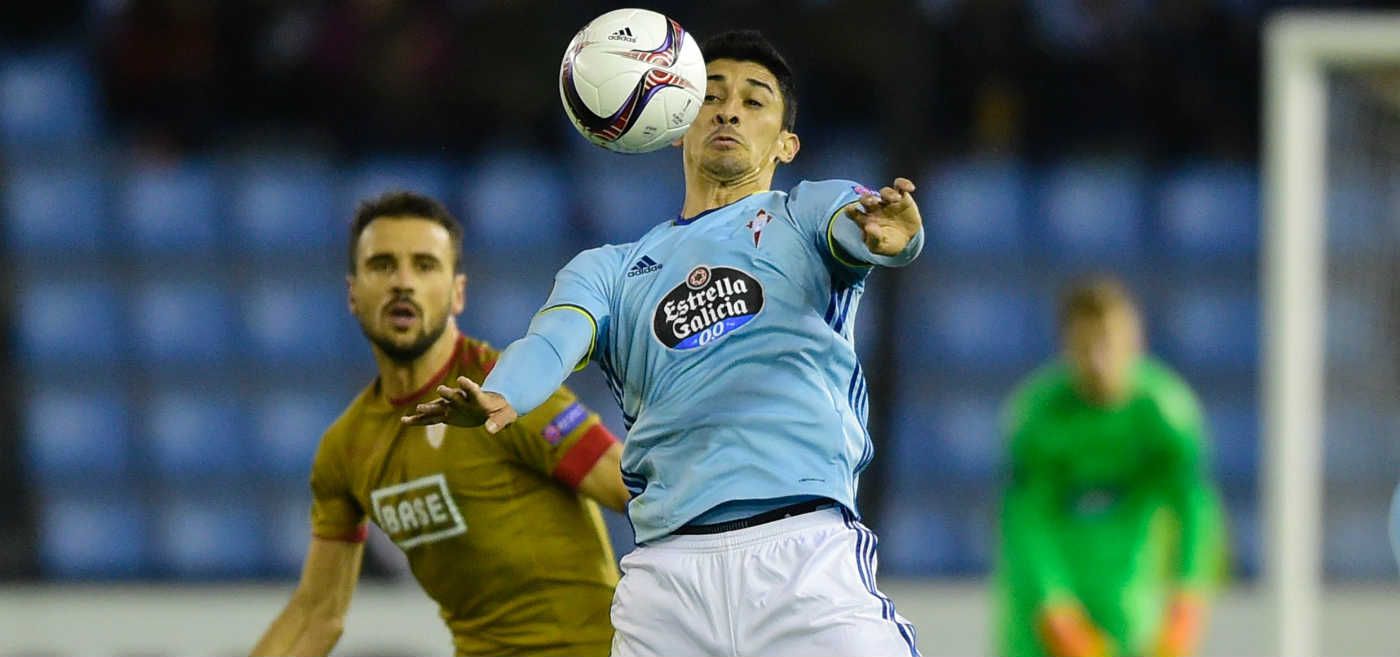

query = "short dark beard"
(358, 310), (450, 365)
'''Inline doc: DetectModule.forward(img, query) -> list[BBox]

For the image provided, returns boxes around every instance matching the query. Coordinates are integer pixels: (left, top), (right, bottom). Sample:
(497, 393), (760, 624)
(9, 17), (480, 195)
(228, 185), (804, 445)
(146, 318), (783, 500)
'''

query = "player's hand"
(1151, 591), (1207, 657)
(401, 375), (519, 434)
(843, 177), (921, 256)
(1037, 601), (1115, 657)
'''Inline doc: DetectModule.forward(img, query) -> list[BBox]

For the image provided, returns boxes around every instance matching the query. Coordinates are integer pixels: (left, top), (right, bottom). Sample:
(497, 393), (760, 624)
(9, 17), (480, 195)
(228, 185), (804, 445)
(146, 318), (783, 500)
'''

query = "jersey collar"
(674, 190), (768, 226)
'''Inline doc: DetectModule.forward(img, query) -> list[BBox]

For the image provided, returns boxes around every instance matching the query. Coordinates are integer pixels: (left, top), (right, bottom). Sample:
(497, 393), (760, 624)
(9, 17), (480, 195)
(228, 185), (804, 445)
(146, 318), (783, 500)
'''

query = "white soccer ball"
(559, 8), (706, 154)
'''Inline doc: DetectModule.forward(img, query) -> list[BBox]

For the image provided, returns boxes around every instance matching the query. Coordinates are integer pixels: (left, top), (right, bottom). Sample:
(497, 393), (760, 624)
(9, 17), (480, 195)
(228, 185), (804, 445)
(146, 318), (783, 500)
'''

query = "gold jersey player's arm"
(250, 534), (365, 657)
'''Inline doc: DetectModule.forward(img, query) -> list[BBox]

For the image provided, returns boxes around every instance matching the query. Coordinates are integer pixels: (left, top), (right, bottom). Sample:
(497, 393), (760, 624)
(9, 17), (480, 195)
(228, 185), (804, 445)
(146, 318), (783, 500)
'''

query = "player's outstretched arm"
(838, 177), (923, 259)
(250, 537), (364, 657)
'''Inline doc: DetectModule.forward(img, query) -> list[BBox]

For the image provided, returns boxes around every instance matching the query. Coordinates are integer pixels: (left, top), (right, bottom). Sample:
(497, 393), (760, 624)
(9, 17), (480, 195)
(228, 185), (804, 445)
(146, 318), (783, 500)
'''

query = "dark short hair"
(348, 191), (463, 273)
(1058, 276), (1139, 330)
(700, 29), (798, 132)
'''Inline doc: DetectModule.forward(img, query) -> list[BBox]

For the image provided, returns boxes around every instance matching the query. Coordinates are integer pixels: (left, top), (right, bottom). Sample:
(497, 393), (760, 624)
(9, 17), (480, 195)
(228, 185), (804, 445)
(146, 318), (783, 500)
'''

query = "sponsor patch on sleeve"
(542, 402), (589, 445)
(852, 183), (877, 197)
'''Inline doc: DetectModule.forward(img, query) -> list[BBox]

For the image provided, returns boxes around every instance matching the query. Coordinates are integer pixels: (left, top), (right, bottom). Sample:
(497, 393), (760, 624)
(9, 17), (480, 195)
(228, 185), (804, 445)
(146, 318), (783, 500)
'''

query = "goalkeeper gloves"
(1152, 590), (1207, 657)
(1036, 600), (1115, 657)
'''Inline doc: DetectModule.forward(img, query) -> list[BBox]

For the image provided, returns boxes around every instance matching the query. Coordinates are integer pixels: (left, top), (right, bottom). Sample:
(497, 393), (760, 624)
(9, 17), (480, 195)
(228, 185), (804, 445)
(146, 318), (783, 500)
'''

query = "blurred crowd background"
(1, 0), (1396, 587)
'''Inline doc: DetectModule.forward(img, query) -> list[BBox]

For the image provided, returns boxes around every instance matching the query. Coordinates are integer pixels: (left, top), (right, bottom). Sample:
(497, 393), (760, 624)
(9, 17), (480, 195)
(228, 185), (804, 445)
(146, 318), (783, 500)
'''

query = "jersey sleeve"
(308, 430), (368, 542)
(539, 244), (630, 364)
(786, 179), (924, 276)
(1152, 371), (1227, 591)
(999, 384), (1076, 607)
(498, 383), (620, 489)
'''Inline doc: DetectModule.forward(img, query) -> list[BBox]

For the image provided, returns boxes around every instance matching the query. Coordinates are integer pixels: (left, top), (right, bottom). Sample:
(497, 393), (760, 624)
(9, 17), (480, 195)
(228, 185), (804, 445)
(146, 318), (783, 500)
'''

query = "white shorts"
(610, 506), (920, 657)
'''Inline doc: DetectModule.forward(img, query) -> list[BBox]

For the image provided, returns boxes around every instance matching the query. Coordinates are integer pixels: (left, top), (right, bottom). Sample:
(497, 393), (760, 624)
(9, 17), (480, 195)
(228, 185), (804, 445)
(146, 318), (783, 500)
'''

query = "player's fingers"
(892, 177), (916, 194)
(416, 399), (446, 414)
(879, 186), (901, 204)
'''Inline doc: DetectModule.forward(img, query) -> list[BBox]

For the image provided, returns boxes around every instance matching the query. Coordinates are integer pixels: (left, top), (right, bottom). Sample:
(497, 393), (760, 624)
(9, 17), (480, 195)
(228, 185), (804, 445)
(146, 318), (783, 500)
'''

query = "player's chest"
(352, 421), (518, 548)
(621, 211), (819, 349)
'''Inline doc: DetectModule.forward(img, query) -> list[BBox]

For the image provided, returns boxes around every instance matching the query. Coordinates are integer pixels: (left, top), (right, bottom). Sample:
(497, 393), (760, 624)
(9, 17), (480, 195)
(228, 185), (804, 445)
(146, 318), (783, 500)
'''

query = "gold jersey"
(309, 335), (620, 656)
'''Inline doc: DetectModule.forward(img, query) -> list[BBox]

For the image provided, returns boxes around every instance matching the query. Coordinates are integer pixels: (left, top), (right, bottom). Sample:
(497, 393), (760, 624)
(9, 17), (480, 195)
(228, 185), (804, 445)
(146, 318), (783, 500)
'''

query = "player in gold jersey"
(250, 191), (629, 657)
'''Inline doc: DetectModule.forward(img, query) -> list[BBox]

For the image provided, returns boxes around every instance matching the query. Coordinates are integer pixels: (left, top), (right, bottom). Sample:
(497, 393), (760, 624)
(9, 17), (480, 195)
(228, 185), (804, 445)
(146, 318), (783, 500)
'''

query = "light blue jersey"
(484, 179), (922, 543)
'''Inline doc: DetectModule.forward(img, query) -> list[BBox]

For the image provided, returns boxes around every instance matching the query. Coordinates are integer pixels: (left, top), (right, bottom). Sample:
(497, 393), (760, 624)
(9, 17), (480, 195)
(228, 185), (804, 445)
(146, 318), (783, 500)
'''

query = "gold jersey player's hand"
(401, 375), (519, 434)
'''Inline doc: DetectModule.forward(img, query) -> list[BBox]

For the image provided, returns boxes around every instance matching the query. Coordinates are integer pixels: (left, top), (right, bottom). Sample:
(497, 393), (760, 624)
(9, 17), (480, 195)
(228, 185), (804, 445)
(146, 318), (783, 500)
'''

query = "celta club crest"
(746, 209), (772, 247)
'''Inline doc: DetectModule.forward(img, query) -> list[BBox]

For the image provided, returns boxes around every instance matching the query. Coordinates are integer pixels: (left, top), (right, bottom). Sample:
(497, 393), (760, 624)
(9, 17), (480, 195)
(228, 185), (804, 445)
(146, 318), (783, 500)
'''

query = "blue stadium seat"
(0, 48), (98, 148)
(572, 146), (682, 240)
(1324, 499), (1396, 579)
(1158, 284), (1257, 374)
(1037, 161), (1145, 259)
(878, 496), (962, 576)
(891, 386), (1004, 487)
(143, 391), (248, 480)
(119, 160), (221, 254)
(16, 278), (123, 368)
(240, 282), (352, 365)
(229, 158), (338, 255)
(1204, 398), (1257, 485)
(155, 493), (266, 577)
(460, 150), (571, 249)
(265, 483), (314, 576)
(783, 131), (884, 190)
(1156, 162), (1258, 258)
(899, 276), (1042, 371)
(128, 280), (236, 365)
(343, 158), (452, 218)
(462, 261), (558, 346)
(1224, 496), (1259, 576)
(251, 393), (346, 477)
(920, 158), (1028, 256)
(37, 487), (147, 578)
(24, 389), (132, 484)
(2, 159), (107, 255)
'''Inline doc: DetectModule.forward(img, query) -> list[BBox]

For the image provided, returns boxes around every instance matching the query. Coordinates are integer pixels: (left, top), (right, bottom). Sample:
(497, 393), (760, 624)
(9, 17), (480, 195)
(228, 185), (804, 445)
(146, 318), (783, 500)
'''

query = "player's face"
(347, 217), (466, 364)
(681, 58), (799, 182)
(1064, 306), (1142, 405)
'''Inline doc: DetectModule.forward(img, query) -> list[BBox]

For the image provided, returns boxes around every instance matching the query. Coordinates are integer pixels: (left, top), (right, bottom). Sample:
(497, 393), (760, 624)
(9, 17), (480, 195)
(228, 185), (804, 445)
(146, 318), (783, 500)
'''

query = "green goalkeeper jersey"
(995, 358), (1226, 657)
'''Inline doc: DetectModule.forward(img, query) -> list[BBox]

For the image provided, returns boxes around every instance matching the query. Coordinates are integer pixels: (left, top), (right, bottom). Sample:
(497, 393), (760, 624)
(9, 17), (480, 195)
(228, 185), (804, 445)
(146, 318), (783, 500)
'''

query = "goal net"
(1265, 11), (1400, 657)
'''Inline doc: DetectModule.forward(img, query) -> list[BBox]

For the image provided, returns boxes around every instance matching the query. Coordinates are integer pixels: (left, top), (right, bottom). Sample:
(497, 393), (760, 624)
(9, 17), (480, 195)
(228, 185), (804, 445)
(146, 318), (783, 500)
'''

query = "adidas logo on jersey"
(627, 255), (662, 277)
(608, 27), (637, 43)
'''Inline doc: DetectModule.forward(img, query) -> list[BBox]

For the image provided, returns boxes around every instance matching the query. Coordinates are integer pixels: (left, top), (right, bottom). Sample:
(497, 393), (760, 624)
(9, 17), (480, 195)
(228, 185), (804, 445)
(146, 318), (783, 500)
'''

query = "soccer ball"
(559, 8), (706, 154)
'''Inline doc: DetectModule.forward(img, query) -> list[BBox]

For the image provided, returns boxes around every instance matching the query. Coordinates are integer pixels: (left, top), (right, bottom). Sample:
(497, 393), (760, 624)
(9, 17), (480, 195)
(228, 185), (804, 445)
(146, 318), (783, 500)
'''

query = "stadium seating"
(1325, 497), (1398, 579)
(343, 158), (453, 219)
(228, 157), (339, 256)
(240, 282), (353, 365)
(2, 158), (108, 255)
(898, 274), (1044, 373)
(460, 150), (571, 249)
(118, 160), (222, 254)
(920, 158), (1028, 256)
(37, 487), (148, 578)
(571, 146), (683, 239)
(264, 483), (315, 576)
(878, 496), (963, 576)
(143, 391), (248, 480)
(1156, 162), (1258, 259)
(24, 388), (132, 484)
(1037, 160), (1146, 260)
(1157, 283), (1258, 375)
(1324, 406), (1396, 485)
(154, 493), (266, 577)
(16, 278), (123, 368)
(462, 261), (558, 346)
(127, 279), (236, 365)
(250, 392), (346, 477)
(890, 384), (1004, 487)
(0, 47), (97, 149)
(1205, 397), (1258, 486)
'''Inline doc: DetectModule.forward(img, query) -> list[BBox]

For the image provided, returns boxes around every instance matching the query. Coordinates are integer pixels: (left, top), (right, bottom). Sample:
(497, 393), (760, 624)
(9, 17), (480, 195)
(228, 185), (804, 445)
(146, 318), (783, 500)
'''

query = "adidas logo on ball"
(609, 27), (637, 42)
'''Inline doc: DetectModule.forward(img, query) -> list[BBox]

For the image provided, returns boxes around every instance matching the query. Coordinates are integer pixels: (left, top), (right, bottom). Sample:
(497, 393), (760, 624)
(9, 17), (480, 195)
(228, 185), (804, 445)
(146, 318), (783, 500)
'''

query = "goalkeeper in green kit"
(995, 278), (1226, 657)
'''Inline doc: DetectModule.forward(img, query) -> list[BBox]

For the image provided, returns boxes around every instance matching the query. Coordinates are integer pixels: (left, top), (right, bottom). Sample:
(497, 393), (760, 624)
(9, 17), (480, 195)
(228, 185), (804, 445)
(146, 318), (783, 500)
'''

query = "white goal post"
(1264, 11), (1400, 657)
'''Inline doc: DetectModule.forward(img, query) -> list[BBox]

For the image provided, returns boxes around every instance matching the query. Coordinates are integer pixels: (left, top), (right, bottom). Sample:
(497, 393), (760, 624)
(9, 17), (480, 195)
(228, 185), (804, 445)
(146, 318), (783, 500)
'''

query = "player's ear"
(452, 272), (467, 314)
(775, 130), (799, 164)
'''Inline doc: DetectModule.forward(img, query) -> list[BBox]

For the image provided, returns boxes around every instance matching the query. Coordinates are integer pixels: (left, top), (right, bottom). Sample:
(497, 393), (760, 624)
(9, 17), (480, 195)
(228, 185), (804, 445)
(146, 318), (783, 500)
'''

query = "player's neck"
(375, 324), (462, 402)
(681, 167), (774, 218)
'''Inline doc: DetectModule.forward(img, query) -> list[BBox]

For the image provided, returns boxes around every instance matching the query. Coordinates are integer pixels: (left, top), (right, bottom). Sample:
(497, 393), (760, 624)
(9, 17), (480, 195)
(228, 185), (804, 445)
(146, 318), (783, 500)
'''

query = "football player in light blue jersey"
(406, 30), (924, 657)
